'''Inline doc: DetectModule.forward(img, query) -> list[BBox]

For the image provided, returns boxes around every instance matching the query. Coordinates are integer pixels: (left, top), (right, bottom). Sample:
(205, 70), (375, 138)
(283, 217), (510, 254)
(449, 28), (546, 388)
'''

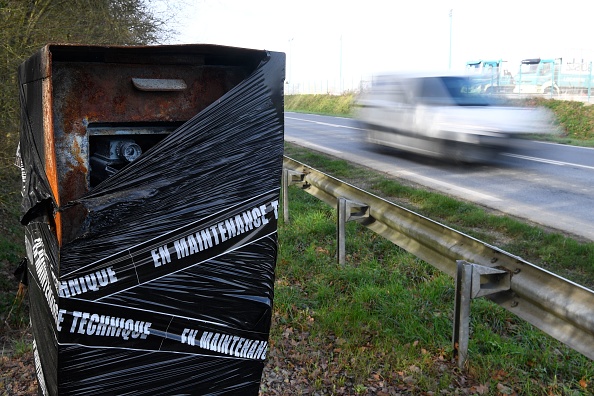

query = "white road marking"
(287, 115), (499, 202)
(502, 153), (594, 170)
(355, 156), (501, 202)
(389, 170), (502, 202)
(286, 116), (365, 131)
(531, 140), (594, 151)
(285, 138), (502, 202)
(285, 115), (594, 239)
(285, 137), (342, 155)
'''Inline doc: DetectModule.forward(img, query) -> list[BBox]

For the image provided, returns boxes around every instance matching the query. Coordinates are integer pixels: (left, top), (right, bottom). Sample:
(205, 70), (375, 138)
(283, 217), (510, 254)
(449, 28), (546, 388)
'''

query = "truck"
(465, 59), (515, 94)
(513, 58), (593, 95)
(355, 72), (555, 163)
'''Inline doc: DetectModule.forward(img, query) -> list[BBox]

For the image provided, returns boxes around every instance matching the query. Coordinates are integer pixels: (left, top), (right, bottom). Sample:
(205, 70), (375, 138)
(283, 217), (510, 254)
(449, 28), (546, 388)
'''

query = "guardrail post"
(337, 197), (369, 266)
(453, 262), (472, 368)
(282, 168), (307, 223)
(453, 260), (510, 369)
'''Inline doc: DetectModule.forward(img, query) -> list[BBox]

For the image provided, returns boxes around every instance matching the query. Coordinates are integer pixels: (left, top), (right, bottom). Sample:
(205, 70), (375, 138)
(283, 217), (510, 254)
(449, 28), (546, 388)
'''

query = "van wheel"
(544, 87), (557, 95)
(441, 142), (466, 163)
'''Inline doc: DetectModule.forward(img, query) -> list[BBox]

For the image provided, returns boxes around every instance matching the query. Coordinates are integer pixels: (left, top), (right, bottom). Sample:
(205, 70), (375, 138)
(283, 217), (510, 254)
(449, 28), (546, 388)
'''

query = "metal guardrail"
(282, 156), (594, 365)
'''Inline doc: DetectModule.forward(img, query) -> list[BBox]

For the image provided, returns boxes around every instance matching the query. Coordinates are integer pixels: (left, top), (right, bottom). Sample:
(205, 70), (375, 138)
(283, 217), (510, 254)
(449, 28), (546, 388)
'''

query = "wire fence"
(285, 78), (369, 95)
(286, 77), (593, 104)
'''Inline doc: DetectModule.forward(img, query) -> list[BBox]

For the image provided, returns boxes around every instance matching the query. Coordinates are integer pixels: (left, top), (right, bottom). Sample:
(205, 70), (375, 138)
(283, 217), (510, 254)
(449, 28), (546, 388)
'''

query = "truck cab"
(514, 57), (593, 95)
(514, 58), (560, 95)
(465, 60), (515, 94)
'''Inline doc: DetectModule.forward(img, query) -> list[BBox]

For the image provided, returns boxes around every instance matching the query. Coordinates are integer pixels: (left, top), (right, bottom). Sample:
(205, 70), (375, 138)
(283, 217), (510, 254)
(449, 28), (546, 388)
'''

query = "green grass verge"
(283, 144), (594, 288)
(285, 93), (357, 117)
(274, 143), (593, 394)
(1, 94), (593, 393)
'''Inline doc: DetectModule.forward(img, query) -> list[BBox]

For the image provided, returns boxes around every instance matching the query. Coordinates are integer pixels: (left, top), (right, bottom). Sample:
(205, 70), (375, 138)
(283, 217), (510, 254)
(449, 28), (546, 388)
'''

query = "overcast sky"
(157, 0), (594, 88)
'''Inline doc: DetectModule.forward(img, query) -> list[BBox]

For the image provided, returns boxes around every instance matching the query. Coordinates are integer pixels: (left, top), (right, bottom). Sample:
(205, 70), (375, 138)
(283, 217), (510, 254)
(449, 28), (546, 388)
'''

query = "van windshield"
(416, 76), (491, 106)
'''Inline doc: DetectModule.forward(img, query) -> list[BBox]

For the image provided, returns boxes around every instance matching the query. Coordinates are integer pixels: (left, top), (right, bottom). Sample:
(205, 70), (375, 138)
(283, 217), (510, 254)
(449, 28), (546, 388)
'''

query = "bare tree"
(0, 0), (172, 162)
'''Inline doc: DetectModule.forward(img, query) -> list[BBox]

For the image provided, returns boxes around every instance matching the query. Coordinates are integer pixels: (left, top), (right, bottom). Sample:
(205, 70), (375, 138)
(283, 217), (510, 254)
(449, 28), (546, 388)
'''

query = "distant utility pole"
(339, 34), (343, 93)
(449, 9), (453, 70)
(288, 37), (294, 94)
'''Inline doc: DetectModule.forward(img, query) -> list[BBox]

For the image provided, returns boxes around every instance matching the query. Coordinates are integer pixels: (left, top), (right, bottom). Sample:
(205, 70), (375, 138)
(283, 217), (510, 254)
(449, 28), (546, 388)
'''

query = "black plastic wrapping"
(18, 44), (285, 395)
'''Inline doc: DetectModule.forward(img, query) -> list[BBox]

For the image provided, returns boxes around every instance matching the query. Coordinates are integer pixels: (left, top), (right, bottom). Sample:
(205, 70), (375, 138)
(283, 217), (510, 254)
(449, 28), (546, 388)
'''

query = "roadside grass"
(284, 143), (594, 289)
(285, 93), (357, 117)
(1, 92), (594, 393)
(529, 97), (594, 145)
(275, 143), (594, 393)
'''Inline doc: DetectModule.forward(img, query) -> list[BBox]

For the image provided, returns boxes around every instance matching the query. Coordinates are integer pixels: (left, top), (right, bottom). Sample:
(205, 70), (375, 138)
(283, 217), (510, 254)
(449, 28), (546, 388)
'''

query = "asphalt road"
(284, 112), (594, 242)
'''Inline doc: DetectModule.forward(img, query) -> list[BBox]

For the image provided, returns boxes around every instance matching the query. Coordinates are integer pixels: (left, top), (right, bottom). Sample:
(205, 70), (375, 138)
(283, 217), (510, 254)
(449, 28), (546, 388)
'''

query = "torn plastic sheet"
(18, 44), (285, 395)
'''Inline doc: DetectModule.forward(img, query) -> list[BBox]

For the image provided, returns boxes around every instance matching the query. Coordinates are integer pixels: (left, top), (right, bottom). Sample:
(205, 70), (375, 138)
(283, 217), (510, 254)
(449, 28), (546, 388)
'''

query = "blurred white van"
(355, 73), (555, 162)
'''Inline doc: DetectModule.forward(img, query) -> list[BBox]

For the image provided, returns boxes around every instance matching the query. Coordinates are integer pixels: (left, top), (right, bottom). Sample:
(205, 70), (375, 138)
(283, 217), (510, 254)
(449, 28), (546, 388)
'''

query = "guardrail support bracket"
(453, 260), (510, 369)
(282, 169), (307, 223)
(337, 197), (370, 265)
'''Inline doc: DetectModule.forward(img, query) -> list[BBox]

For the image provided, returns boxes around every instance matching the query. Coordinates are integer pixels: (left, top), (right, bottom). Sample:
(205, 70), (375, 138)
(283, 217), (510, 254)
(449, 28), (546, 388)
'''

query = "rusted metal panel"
(27, 44), (267, 245)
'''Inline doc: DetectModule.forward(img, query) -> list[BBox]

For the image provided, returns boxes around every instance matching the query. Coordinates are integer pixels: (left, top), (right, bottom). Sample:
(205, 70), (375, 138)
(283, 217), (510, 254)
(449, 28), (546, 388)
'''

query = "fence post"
(588, 61), (592, 103)
(550, 61), (555, 99)
(518, 66), (522, 95)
